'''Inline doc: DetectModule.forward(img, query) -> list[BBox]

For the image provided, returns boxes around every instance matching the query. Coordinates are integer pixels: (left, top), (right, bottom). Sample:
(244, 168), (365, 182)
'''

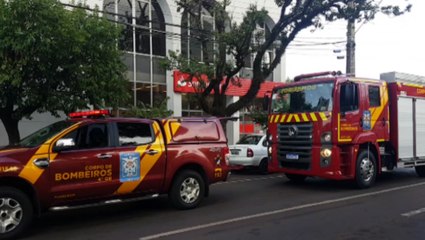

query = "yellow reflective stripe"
(310, 113), (318, 122)
(279, 114), (286, 123)
(294, 114), (300, 122)
(274, 114), (280, 123)
(301, 113), (309, 122)
(286, 114), (293, 123)
(371, 83), (389, 129)
(19, 123), (80, 184)
(269, 115), (274, 123)
(319, 112), (327, 121)
(115, 122), (167, 195)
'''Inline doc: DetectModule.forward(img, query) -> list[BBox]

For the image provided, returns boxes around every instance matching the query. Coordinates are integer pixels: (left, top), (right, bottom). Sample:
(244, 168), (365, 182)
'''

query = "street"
(23, 169), (425, 240)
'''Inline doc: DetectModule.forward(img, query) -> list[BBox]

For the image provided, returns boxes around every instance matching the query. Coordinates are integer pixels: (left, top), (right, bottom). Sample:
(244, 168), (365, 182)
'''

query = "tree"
(0, 0), (129, 145)
(122, 97), (174, 119)
(165, 0), (411, 117)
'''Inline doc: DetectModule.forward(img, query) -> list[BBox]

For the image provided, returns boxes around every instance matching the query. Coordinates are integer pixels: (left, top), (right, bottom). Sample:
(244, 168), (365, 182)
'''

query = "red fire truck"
(266, 71), (425, 188)
(0, 110), (230, 239)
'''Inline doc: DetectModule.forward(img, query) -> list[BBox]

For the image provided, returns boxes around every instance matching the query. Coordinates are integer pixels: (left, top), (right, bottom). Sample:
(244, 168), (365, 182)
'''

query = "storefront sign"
(173, 71), (282, 98)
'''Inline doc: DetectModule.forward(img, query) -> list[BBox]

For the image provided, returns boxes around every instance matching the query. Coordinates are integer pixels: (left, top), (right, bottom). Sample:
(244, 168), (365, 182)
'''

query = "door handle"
(33, 158), (49, 168)
(145, 149), (158, 155)
(96, 153), (112, 159)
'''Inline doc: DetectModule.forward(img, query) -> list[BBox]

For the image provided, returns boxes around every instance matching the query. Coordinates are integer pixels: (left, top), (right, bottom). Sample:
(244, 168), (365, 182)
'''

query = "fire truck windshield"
(271, 82), (334, 113)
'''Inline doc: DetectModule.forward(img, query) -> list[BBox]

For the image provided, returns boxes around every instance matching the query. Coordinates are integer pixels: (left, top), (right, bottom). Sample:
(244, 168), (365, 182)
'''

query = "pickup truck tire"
(355, 150), (377, 189)
(0, 187), (33, 240)
(169, 170), (205, 210)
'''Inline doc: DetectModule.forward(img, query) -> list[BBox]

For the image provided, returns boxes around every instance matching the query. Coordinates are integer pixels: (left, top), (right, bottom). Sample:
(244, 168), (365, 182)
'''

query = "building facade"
(0, 0), (287, 145)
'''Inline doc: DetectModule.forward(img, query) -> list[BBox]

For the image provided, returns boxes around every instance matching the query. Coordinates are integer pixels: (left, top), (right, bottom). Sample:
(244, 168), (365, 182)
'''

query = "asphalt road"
(23, 169), (425, 240)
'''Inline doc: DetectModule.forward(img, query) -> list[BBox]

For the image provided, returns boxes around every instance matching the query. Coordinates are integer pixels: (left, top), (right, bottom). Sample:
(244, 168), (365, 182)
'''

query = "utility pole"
(346, 0), (356, 76)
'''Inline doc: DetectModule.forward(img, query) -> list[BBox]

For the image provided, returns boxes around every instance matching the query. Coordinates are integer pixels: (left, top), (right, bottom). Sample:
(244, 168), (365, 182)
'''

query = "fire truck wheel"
(355, 150), (377, 189)
(169, 170), (205, 210)
(415, 166), (425, 177)
(285, 173), (306, 183)
(0, 187), (33, 240)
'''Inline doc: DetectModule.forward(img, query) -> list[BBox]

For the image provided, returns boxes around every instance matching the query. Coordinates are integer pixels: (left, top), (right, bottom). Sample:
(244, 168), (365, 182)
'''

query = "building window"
(181, 10), (214, 63)
(241, 22), (274, 81)
(103, 0), (166, 108)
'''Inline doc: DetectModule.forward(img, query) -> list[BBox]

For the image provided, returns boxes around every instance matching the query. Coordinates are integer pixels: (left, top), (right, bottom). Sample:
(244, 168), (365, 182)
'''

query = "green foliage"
(124, 97), (173, 119)
(0, 0), (129, 143)
(171, 0), (410, 118)
(247, 108), (268, 130)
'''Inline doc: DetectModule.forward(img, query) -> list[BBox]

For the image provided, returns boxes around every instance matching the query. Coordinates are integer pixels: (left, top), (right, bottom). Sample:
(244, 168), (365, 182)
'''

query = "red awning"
(174, 71), (284, 98)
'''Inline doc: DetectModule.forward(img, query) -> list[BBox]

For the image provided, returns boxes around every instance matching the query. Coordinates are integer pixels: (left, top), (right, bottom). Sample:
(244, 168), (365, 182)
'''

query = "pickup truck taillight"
(223, 146), (230, 165)
(247, 148), (254, 157)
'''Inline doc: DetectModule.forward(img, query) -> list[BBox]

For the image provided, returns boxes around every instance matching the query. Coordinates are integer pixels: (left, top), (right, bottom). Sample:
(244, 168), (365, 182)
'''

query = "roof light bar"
(69, 110), (110, 118)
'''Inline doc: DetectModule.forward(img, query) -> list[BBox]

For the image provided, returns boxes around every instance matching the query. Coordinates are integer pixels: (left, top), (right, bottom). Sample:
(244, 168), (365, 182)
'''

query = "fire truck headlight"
(321, 132), (332, 143)
(320, 148), (332, 158)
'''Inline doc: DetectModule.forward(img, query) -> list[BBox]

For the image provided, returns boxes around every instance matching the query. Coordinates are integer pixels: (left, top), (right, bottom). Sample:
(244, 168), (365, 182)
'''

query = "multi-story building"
(1, 0), (287, 145)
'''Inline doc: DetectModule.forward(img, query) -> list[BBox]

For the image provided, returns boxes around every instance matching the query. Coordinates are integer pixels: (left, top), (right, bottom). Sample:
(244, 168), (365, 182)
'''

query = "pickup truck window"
(19, 121), (74, 147)
(170, 121), (220, 142)
(56, 123), (109, 149)
(117, 122), (154, 146)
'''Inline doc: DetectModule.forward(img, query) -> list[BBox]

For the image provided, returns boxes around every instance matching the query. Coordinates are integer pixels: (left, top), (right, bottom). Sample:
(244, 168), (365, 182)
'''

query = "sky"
(285, 0), (425, 80)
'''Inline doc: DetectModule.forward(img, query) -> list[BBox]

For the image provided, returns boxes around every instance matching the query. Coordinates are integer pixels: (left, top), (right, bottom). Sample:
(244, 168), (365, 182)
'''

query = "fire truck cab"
(266, 71), (425, 188)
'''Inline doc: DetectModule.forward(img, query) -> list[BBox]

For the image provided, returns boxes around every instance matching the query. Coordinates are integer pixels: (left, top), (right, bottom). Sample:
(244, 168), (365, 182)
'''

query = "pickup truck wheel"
(355, 150), (377, 189)
(285, 174), (306, 183)
(415, 166), (425, 177)
(169, 170), (205, 210)
(0, 187), (33, 240)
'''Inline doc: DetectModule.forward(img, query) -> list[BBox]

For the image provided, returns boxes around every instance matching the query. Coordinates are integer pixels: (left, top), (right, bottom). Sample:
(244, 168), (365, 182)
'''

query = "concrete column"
(166, 71), (182, 116)
(164, 1), (182, 117)
(226, 96), (240, 145)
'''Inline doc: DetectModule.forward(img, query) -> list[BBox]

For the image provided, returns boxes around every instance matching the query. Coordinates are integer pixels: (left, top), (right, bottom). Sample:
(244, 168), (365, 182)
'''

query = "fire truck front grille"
(277, 123), (313, 170)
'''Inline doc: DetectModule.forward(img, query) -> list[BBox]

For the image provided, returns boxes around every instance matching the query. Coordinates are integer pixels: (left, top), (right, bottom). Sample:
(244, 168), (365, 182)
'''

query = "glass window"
(117, 122), (153, 146)
(181, 11), (214, 62)
(117, 0), (133, 52)
(56, 123), (109, 150)
(368, 86), (381, 107)
(237, 135), (262, 145)
(272, 83), (334, 113)
(134, 0), (165, 55)
(19, 121), (75, 147)
(340, 83), (359, 112)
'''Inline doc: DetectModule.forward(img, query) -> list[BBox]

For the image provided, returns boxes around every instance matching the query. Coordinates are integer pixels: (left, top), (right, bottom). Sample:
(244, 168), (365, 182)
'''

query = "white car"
(229, 134), (269, 173)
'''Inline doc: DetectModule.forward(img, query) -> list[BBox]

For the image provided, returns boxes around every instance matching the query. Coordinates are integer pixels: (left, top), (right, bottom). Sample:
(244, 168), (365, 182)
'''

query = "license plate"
(230, 149), (239, 155)
(286, 153), (299, 160)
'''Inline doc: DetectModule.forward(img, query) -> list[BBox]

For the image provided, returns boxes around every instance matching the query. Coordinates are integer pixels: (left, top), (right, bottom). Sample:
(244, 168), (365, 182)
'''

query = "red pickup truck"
(0, 110), (230, 239)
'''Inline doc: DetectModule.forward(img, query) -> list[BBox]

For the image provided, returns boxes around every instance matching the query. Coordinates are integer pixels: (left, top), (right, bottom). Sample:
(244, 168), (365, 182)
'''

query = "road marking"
(216, 174), (285, 185)
(401, 207), (425, 217)
(139, 181), (425, 240)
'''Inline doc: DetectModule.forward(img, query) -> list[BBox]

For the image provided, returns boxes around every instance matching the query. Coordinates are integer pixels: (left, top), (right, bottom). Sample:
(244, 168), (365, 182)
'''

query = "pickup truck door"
(49, 122), (121, 204)
(112, 120), (167, 195)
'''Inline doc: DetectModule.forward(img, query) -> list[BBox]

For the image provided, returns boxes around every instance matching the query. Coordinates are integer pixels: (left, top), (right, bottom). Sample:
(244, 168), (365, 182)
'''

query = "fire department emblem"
(120, 152), (140, 182)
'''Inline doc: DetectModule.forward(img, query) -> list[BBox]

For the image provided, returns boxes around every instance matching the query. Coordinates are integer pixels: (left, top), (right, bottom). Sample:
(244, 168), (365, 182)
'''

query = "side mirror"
(53, 138), (76, 153)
